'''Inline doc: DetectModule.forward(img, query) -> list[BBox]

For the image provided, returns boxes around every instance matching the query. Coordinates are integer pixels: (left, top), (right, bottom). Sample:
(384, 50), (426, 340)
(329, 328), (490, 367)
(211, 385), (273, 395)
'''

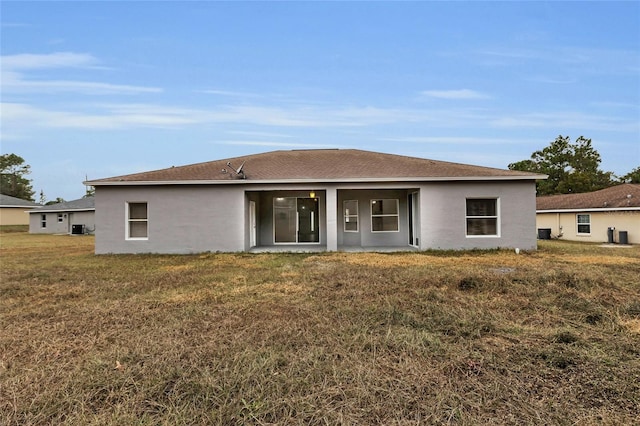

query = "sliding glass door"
(274, 197), (319, 244)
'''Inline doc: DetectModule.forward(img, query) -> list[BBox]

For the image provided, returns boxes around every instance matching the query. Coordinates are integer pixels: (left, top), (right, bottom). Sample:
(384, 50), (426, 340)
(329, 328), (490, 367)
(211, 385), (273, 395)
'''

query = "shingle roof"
(88, 149), (544, 184)
(31, 197), (95, 213)
(0, 193), (41, 207)
(536, 184), (640, 211)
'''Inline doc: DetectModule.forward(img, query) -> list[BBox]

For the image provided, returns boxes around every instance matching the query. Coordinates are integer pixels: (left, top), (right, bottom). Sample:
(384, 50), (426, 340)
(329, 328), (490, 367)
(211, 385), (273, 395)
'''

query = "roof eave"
(86, 174), (547, 186)
(29, 208), (96, 214)
(537, 207), (640, 213)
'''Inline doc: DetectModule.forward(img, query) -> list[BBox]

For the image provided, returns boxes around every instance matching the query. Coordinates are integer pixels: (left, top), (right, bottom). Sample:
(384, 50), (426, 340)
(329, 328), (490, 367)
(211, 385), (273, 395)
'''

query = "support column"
(325, 186), (338, 251)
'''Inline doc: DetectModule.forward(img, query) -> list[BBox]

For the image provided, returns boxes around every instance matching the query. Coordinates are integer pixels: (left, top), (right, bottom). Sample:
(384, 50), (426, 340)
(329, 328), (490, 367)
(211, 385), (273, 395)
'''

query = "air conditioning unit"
(71, 224), (85, 235)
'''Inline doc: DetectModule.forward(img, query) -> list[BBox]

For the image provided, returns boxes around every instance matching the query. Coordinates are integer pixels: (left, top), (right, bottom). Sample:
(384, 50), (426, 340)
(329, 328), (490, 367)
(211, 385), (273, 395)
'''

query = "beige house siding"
(537, 210), (640, 244)
(0, 207), (34, 225)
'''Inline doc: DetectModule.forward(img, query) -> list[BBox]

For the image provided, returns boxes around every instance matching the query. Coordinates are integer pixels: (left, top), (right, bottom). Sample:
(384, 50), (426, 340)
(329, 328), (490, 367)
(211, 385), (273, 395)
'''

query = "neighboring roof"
(87, 149), (545, 185)
(29, 197), (95, 213)
(0, 193), (41, 208)
(536, 184), (640, 212)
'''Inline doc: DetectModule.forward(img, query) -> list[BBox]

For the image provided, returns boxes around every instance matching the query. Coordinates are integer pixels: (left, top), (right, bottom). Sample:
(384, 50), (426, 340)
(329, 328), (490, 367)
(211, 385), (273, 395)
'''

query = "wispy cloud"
(421, 89), (489, 100)
(0, 101), (441, 131)
(1, 103), (197, 129)
(476, 46), (639, 76)
(200, 89), (265, 98)
(227, 130), (294, 138)
(2, 52), (97, 69)
(524, 76), (576, 84)
(382, 136), (522, 145)
(1, 52), (162, 95)
(0, 22), (30, 28)
(2, 72), (162, 95)
(490, 111), (639, 132)
(219, 141), (337, 149)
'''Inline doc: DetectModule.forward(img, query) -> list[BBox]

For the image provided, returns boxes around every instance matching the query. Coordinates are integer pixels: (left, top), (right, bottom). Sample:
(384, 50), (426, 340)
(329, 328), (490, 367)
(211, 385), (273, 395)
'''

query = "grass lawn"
(1, 232), (639, 425)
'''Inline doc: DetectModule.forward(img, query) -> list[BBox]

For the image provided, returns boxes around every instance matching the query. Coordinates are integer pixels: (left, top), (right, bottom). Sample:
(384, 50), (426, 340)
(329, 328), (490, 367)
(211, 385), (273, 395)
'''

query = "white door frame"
(249, 201), (257, 248)
(409, 191), (419, 248)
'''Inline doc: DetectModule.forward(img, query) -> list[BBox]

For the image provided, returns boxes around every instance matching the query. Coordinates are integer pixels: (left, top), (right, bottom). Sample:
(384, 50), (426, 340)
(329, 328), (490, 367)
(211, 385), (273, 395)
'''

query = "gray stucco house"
(29, 197), (95, 235)
(86, 149), (545, 254)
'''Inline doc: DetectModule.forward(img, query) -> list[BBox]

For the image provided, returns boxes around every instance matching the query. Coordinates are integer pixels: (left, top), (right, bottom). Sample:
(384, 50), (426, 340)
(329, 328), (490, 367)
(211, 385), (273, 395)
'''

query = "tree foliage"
(508, 135), (614, 195)
(0, 153), (35, 201)
(45, 197), (66, 206)
(619, 166), (640, 184)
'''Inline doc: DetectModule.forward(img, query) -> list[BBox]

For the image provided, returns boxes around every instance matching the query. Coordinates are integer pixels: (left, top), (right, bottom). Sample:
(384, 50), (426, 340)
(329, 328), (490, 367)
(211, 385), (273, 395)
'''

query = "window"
(127, 202), (148, 239)
(344, 200), (359, 232)
(577, 214), (591, 235)
(371, 199), (399, 232)
(41, 214), (47, 228)
(58, 213), (64, 223)
(466, 199), (499, 236)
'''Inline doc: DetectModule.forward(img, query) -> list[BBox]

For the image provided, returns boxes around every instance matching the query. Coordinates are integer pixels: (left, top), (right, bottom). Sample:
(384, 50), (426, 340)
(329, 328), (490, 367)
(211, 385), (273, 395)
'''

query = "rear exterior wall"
(418, 181), (538, 250)
(95, 185), (244, 254)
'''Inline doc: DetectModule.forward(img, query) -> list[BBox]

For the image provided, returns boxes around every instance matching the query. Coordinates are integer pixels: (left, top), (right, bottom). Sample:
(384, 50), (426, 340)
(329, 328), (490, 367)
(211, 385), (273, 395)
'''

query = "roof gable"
(88, 149), (544, 184)
(536, 184), (640, 210)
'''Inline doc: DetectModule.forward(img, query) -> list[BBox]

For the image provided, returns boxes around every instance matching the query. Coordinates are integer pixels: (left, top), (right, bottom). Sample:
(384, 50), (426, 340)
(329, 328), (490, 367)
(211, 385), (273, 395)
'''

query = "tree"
(45, 197), (66, 206)
(0, 153), (35, 201)
(620, 167), (640, 184)
(508, 135), (614, 195)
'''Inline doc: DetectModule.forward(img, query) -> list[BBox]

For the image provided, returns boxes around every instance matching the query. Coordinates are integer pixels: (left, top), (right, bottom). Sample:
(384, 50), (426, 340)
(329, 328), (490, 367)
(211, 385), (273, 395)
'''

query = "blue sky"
(2, 1), (639, 201)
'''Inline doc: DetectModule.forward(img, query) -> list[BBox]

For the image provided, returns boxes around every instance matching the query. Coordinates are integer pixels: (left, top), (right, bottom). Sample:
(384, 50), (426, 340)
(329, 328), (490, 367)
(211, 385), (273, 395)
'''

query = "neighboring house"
(86, 149), (546, 254)
(29, 197), (95, 235)
(0, 193), (41, 226)
(536, 184), (640, 245)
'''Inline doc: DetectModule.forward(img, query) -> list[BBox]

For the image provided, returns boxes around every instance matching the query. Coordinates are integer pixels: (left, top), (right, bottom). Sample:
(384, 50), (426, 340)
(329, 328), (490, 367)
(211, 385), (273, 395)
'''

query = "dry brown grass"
(1, 232), (639, 425)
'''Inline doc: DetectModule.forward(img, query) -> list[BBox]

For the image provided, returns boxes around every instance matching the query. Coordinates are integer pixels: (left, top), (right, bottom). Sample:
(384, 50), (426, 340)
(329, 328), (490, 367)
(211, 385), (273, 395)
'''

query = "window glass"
(371, 199), (399, 232)
(577, 214), (591, 234)
(344, 200), (358, 232)
(372, 199), (398, 215)
(466, 199), (498, 236)
(127, 202), (148, 239)
(129, 203), (147, 220)
(372, 216), (399, 232)
(129, 221), (148, 238)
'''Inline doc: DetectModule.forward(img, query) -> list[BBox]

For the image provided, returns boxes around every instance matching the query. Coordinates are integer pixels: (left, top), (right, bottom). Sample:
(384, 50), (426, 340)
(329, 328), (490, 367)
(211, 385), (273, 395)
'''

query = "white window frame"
(371, 199), (400, 233)
(576, 214), (591, 235)
(41, 214), (47, 228)
(343, 200), (359, 232)
(466, 198), (500, 238)
(126, 202), (148, 240)
(57, 213), (64, 223)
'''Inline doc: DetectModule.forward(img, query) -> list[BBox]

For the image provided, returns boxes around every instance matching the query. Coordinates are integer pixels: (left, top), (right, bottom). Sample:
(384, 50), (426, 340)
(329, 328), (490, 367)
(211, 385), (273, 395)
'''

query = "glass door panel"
(273, 197), (320, 244)
(274, 198), (297, 243)
(297, 198), (319, 243)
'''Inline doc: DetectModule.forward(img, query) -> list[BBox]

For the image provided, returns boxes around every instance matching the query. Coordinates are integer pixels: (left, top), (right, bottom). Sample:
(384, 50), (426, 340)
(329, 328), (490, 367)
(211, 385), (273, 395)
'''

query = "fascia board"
(28, 208), (96, 214)
(86, 175), (547, 186)
(537, 207), (640, 213)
